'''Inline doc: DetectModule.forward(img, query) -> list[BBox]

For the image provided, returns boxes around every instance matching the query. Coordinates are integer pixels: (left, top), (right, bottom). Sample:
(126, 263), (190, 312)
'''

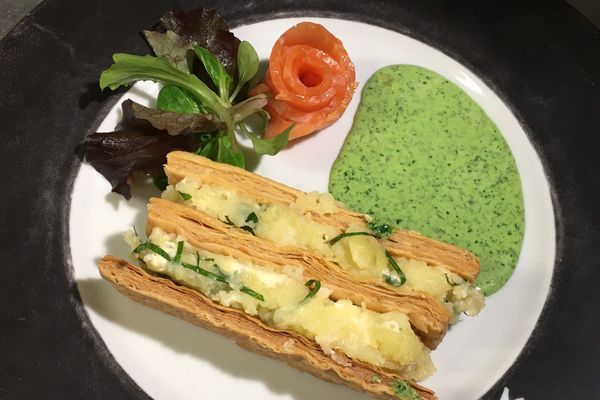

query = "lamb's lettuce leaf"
(193, 45), (233, 101)
(231, 41), (259, 101)
(99, 53), (228, 117)
(157, 85), (205, 114)
(238, 119), (292, 156)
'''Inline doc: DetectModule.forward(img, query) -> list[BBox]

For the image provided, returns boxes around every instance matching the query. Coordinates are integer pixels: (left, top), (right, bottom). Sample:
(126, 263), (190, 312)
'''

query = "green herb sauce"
(329, 65), (524, 295)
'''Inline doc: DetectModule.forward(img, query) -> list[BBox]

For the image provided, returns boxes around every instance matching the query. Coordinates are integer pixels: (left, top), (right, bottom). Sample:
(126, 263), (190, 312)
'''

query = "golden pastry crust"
(165, 151), (480, 282)
(99, 255), (437, 400)
(148, 198), (451, 349)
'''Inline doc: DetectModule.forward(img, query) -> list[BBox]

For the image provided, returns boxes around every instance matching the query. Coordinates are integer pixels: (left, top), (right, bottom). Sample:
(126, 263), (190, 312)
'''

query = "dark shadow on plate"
(79, 81), (125, 109)
(251, 59), (269, 88)
(79, 80), (158, 111)
(127, 86), (159, 107)
(76, 278), (369, 400)
(103, 174), (157, 257)
(102, 173), (159, 211)
(284, 129), (319, 149)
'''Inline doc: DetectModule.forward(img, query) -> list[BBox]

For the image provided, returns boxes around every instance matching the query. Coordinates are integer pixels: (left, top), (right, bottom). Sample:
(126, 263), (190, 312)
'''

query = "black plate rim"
(1, 1), (599, 399)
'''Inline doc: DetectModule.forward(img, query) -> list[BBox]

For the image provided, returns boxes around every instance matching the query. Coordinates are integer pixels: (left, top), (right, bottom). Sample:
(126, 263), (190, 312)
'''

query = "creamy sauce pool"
(329, 65), (524, 295)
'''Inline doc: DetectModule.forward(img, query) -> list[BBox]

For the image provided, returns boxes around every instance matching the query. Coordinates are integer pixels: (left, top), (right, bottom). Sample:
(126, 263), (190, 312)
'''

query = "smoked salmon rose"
(252, 22), (357, 140)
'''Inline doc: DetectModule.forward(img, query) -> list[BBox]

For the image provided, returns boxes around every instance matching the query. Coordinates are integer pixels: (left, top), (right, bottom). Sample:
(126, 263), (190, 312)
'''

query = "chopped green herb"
(212, 263), (226, 277)
(391, 379), (419, 400)
(302, 279), (321, 302)
(385, 251), (406, 286)
(240, 225), (256, 235)
(445, 273), (460, 287)
(193, 251), (215, 263)
(173, 240), (184, 263)
(132, 242), (171, 261)
(224, 216), (235, 225)
(371, 375), (382, 384)
(328, 224), (393, 245)
(384, 273), (404, 287)
(240, 286), (265, 301)
(327, 231), (377, 245)
(245, 212), (258, 224)
(153, 175), (169, 191)
(178, 191), (192, 201)
(181, 262), (228, 283)
(186, 251), (263, 301)
(369, 222), (394, 238)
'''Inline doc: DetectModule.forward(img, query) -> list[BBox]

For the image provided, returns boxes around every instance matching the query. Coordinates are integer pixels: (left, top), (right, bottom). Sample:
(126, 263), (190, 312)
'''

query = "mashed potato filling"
(125, 228), (434, 380)
(162, 177), (484, 318)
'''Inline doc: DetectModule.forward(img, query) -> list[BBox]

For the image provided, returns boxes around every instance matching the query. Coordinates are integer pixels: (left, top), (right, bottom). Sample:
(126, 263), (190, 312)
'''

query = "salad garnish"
(78, 7), (292, 199)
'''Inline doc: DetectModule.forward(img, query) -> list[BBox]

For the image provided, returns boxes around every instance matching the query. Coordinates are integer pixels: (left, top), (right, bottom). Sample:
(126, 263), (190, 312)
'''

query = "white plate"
(69, 17), (555, 400)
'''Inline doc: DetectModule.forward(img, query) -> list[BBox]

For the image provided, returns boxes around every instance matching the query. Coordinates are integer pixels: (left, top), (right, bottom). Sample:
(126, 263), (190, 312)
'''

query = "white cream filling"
(162, 177), (485, 318)
(127, 227), (434, 380)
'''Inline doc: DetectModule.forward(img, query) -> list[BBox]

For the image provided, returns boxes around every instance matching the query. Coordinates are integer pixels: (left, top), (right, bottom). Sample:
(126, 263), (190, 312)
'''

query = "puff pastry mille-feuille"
(100, 199), (437, 399)
(98, 151), (486, 400)
(162, 152), (484, 344)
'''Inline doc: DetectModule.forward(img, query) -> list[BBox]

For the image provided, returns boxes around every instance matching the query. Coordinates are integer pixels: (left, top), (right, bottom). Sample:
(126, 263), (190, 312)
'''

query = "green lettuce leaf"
(193, 45), (232, 101)
(157, 85), (206, 114)
(238, 119), (292, 156)
(231, 41), (259, 101)
(216, 133), (244, 168)
(99, 53), (229, 119)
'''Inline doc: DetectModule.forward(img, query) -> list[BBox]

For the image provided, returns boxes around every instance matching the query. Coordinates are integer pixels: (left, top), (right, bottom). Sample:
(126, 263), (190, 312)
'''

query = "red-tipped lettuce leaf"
(78, 100), (209, 199)
(125, 99), (224, 135)
(153, 7), (240, 77)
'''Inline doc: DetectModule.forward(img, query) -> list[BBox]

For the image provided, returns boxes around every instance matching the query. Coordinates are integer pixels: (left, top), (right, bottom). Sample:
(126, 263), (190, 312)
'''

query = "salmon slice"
(252, 22), (356, 139)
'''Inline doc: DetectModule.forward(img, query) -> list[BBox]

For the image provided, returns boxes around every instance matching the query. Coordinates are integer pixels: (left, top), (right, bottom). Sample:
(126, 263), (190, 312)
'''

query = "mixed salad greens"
(78, 7), (291, 199)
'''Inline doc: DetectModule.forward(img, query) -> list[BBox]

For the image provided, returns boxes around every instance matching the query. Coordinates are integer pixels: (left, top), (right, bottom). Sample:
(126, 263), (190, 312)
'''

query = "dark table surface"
(1, 0), (600, 37)
(0, 0), (42, 37)
(1, 1), (599, 400)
